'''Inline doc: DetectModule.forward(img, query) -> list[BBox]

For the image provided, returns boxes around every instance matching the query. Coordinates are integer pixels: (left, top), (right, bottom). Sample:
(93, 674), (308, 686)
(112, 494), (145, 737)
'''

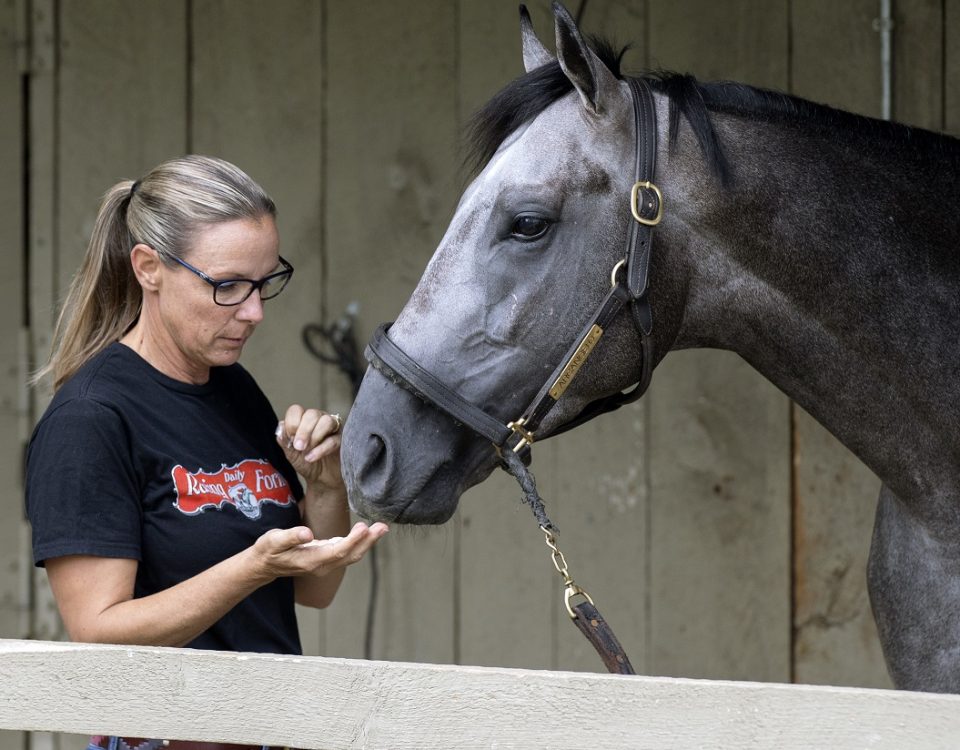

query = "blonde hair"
(35, 155), (276, 390)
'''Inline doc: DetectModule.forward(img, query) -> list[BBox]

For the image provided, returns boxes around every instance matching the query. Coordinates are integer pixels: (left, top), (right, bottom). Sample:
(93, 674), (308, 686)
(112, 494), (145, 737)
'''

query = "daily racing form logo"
(171, 459), (295, 520)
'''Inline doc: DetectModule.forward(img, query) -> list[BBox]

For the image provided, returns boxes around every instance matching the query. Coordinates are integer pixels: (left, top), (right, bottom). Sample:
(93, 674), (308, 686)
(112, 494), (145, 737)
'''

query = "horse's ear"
(520, 5), (554, 72)
(552, 1), (617, 114)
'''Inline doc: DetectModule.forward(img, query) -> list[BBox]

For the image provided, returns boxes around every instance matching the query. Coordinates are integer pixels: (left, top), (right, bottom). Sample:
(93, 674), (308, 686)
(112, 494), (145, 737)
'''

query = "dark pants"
(89, 736), (286, 750)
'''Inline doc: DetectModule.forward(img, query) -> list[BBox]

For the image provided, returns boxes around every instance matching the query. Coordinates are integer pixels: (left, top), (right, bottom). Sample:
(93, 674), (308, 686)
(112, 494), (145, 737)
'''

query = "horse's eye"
(510, 214), (551, 240)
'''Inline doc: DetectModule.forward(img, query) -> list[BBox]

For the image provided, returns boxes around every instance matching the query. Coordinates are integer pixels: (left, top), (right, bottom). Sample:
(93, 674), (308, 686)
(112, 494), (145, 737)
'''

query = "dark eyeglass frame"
(165, 253), (295, 307)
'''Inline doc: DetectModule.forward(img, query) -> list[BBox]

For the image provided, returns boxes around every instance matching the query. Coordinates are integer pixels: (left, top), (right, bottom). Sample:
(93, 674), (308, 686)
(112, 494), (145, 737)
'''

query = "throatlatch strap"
(625, 77), (659, 338)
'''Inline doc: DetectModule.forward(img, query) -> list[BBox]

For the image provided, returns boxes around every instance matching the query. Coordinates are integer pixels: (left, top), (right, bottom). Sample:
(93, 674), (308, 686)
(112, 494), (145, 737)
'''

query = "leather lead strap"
(570, 601), (637, 675)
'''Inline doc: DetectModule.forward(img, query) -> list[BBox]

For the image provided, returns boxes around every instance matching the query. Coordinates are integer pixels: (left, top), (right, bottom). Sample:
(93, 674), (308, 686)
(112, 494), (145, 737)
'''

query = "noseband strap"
(365, 76), (661, 458)
(366, 323), (515, 447)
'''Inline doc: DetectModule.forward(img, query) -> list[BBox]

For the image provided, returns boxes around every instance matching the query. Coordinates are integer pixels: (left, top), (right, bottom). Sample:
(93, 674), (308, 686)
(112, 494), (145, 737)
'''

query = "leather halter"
(366, 77), (662, 457)
(363, 76), (661, 678)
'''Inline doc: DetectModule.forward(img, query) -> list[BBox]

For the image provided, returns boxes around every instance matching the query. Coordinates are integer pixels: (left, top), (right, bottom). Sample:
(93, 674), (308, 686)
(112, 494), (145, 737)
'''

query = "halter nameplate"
(549, 324), (604, 400)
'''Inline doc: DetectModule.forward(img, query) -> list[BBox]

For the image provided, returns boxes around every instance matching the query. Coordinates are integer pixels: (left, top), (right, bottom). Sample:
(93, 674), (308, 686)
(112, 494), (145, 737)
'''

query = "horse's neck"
(666, 115), (960, 502)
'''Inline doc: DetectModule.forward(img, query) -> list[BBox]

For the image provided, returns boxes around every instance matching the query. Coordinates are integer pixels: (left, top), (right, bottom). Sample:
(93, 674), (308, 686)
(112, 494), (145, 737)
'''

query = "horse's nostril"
(354, 432), (389, 485)
(368, 433), (386, 464)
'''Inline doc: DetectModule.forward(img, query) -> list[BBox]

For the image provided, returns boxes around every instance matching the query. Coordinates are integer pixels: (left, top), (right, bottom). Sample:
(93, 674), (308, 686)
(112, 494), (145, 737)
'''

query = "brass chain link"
(541, 525), (594, 618)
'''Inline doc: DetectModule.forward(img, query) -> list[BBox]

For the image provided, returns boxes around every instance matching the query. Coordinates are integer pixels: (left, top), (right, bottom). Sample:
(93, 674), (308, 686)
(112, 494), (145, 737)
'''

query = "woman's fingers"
(258, 523), (388, 577)
(281, 404), (304, 443)
(303, 522), (388, 567)
(278, 406), (343, 462)
(292, 410), (320, 452)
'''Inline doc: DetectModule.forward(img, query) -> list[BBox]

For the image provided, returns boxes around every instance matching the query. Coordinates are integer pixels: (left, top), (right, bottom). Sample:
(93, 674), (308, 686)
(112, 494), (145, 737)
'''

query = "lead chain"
(541, 525), (595, 618)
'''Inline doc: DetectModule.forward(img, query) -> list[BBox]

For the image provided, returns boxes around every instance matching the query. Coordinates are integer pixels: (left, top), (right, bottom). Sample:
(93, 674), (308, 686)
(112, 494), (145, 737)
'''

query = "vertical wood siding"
(190, 0), (326, 654)
(7, 4), (956, 719)
(0, 1), (25, 748)
(646, 0), (792, 683)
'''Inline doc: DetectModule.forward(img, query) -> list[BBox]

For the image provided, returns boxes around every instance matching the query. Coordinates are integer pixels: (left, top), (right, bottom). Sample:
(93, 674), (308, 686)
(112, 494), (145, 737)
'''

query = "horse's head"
(342, 4), (678, 524)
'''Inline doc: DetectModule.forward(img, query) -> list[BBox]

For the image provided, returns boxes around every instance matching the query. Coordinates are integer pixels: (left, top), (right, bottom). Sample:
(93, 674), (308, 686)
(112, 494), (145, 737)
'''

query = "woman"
(25, 155), (387, 659)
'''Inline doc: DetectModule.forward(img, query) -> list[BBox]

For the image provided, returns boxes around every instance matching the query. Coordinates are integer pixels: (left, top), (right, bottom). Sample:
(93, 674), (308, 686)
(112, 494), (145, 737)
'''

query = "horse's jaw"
(341, 367), (496, 525)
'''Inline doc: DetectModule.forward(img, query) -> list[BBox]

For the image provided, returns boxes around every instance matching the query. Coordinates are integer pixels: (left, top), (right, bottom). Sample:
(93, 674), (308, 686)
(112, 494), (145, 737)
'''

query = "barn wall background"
(0, 0), (956, 745)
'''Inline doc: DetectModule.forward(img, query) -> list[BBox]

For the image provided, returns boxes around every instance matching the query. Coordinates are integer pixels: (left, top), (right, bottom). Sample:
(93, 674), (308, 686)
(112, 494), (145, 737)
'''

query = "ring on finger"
(329, 413), (342, 433)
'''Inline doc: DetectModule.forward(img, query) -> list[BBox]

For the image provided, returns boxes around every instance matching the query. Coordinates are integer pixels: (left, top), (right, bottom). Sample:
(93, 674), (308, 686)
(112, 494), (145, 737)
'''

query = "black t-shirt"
(25, 343), (306, 654)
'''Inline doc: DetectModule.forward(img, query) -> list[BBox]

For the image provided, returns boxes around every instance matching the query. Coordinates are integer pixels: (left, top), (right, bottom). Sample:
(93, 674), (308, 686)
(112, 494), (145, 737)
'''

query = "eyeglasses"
(165, 253), (295, 306)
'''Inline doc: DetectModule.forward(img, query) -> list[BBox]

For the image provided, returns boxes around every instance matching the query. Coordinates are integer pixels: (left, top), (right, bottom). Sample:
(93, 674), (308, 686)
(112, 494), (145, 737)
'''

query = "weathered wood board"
(4, 640), (960, 750)
(25, 17), (63, 750)
(0, 0), (25, 641)
(0, 5), (26, 750)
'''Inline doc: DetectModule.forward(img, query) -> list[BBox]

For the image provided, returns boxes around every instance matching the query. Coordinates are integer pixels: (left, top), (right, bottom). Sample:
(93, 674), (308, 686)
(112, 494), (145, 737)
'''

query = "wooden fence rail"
(0, 639), (958, 749)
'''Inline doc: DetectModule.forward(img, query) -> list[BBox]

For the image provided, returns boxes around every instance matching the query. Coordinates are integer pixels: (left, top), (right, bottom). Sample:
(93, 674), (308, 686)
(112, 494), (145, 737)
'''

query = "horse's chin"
(346, 456), (489, 524)
(349, 486), (460, 526)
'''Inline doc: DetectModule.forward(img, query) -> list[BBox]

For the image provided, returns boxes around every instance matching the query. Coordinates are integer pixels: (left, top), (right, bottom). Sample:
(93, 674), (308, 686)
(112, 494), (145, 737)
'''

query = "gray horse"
(341, 3), (960, 692)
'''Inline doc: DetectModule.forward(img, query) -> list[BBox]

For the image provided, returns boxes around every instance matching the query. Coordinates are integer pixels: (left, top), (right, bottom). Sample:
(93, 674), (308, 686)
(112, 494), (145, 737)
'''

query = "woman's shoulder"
(53, 343), (139, 403)
(39, 343), (163, 430)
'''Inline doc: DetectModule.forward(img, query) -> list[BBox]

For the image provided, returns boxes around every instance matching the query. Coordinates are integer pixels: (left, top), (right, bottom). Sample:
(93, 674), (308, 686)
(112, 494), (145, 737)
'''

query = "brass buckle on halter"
(507, 418), (535, 453)
(630, 180), (663, 226)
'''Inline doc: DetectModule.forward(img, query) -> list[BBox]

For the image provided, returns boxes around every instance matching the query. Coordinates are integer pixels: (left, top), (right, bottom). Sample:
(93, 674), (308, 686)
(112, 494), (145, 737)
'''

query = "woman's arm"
(45, 523), (355, 647)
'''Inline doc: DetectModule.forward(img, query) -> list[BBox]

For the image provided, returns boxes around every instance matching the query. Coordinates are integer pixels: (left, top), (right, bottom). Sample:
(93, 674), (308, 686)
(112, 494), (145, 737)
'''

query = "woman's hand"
(275, 404), (388, 608)
(251, 522), (387, 580)
(276, 404), (344, 494)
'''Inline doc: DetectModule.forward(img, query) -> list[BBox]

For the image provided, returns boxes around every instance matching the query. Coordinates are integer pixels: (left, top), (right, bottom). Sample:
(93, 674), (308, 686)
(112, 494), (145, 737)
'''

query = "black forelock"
(464, 36), (626, 177)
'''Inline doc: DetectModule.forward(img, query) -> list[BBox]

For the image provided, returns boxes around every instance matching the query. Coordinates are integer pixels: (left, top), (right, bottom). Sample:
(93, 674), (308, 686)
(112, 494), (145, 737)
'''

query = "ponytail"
(34, 181), (141, 390)
(34, 155), (276, 391)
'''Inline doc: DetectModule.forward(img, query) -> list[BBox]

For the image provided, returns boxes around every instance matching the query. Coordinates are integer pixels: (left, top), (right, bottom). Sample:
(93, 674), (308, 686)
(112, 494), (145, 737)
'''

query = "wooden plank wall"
(5, 2), (958, 722)
(645, 1), (793, 683)
(323, 0), (460, 665)
(0, 0), (24, 638)
(0, 2), (25, 749)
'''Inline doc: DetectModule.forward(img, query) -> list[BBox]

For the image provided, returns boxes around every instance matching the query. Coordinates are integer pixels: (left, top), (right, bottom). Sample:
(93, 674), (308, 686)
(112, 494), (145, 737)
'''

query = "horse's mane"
(466, 38), (960, 186)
